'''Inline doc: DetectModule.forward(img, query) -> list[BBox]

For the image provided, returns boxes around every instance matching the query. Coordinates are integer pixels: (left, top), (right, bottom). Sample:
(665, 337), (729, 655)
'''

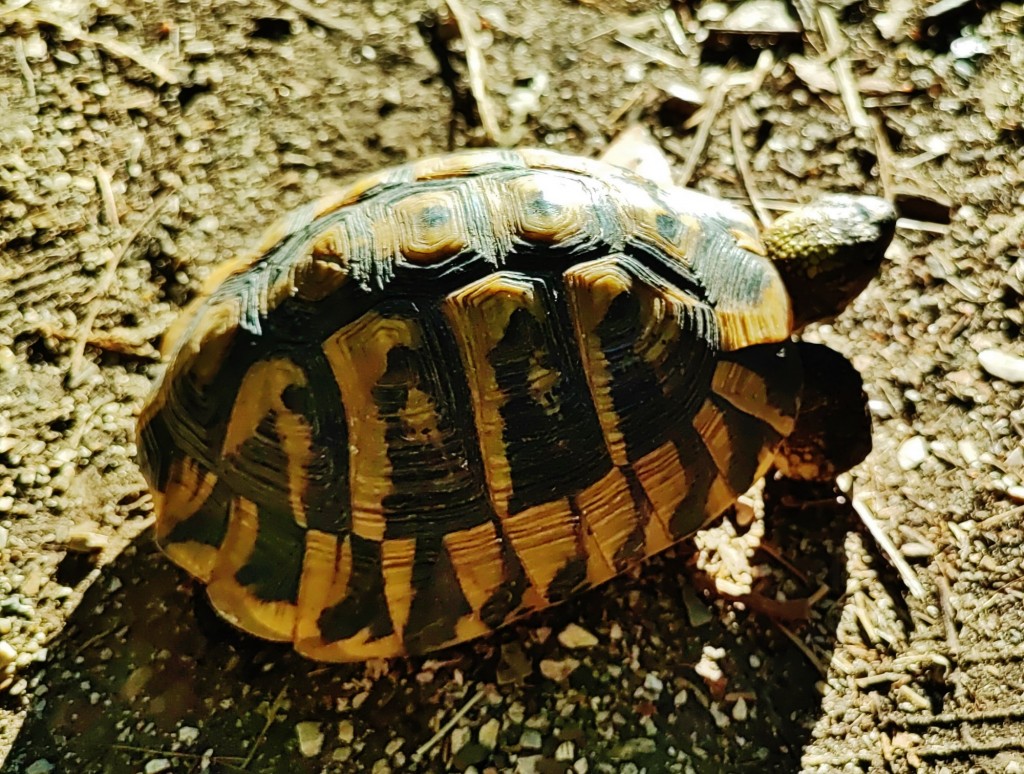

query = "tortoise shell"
(137, 148), (802, 662)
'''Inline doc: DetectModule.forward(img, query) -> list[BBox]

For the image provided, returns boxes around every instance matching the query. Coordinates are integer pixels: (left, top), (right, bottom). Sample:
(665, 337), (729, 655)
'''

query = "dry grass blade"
(280, 0), (348, 31)
(411, 689), (485, 763)
(443, 0), (519, 146)
(730, 109), (772, 227)
(817, 5), (870, 130)
(852, 494), (927, 599)
(677, 77), (730, 187)
(68, 189), (173, 387)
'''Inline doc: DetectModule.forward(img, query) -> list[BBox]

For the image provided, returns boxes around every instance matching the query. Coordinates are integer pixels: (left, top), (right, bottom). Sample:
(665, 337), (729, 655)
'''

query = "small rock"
(143, 760), (172, 774)
(555, 740), (576, 760)
(337, 719), (354, 743)
(897, 436), (930, 471)
(1009, 486), (1024, 504)
(610, 737), (657, 760)
(557, 623), (598, 650)
(296, 721), (324, 757)
(450, 726), (471, 755)
(643, 673), (664, 694)
(0, 640), (16, 666)
(539, 657), (579, 682)
(519, 728), (543, 750)
(478, 718), (500, 750)
(515, 756), (541, 774)
(25, 762), (54, 774)
(732, 696), (749, 721)
(958, 440), (980, 465)
(979, 349), (1024, 383)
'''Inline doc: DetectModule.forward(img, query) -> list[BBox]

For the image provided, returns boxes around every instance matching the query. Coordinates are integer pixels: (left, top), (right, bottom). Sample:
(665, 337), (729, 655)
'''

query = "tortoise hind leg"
(774, 341), (872, 481)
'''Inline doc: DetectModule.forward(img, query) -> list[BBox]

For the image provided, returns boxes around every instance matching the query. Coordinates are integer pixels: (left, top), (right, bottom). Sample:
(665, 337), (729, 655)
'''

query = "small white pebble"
(178, 725), (199, 744)
(979, 349), (1024, 383)
(958, 440), (980, 465)
(337, 719), (354, 743)
(143, 760), (172, 774)
(643, 673), (664, 694)
(296, 722), (324, 757)
(450, 726), (471, 755)
(1009, 486), (1024, 504)
(557, 623), (598, 649)
(0, 640), (17, 666)
(732, 696), (749, 721)
(897, 436), (930, 471)
(478, 717), (500, 750)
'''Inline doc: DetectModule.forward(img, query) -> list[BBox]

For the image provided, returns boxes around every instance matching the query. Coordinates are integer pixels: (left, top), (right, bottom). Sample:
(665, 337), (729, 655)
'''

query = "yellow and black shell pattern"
(137, 148), (801, 662)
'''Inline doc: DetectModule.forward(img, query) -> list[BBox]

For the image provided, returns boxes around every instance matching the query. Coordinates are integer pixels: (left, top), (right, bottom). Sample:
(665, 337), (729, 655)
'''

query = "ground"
(1, 0), (1023, 771)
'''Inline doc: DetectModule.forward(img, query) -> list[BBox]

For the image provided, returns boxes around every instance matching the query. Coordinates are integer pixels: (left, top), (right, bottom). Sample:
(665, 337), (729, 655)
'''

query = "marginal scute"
(206, 497), (297, 642)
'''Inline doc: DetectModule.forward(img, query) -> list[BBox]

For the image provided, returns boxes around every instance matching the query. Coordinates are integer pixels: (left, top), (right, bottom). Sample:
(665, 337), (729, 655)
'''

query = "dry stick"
(443, 0), (518, 147)
(660, 8), (693, 59)
(851, 494), (927, 599)
(412, 689), (485, 763)
(729, 109), (772, 227)
(280, 0), (348, 32)
(790, 0), (825, 55)
(12, 35), (35, 100)
(816, 5), (870, 131)
(677, 77), (730, 187)
(94, 164), (120, 228)
(774, 621), (828, 677)
(68, 189), (172, 387)
(242, 686), (289, 770)
(19, 11), (180, 86)
(613, 34), (689, 70)
(869, 113), (896, 201)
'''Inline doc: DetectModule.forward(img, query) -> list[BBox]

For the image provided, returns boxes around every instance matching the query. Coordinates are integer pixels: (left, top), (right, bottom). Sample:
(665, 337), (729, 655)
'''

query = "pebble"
(643, 673), (664, 694)
(337, 719), (354, 743)
(296, 721), (324, 757)
(979, 349), (1024, 383)
(519, 728), (543, 750)
(897, 436), (930, 471)
(539, 657), (579, 682)
(557, 623), (598, 649)
(25, 762), (54, 774)
(0, 640), (16, 666)
(0, 525), (7, 550)
(1009, 486), (1024, 504)
(143, 760), (172, 774)
(478, 717), (500, 750)
(450, 726), (471, 755)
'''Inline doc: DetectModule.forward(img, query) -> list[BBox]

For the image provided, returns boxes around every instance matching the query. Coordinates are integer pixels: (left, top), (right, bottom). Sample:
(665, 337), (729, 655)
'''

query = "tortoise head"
(762, 194), (896, 330)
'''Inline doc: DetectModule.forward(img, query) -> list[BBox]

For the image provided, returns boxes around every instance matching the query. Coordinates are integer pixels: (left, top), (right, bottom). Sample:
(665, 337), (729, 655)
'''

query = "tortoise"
(137, 148), (895, 662)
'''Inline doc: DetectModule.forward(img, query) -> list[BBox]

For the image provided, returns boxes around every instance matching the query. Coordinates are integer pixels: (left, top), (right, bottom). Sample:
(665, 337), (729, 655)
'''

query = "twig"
(660, 8), (694, 59)
(817, 5), (870, 131)
(613, 34), (689, 70)
(790, 0), (824, 54)
(12, 35), (36, 100)
(280, 0), (347, 32)
(852, 494), (926, 599)
(774, 621), (828, 677)
(68, 189), (172, 387)
(411, 689), (485, 763)
(113, 744), (246, 771)
(443, 0), (519, 146)
(869, 115), (895, 200)
(730, 108), (772, 227)
(94, 164), (120, 228)
(242, 686), (289, 769)
(933, 558), (960, 657)
(677, 76), (730, 187)
(977, 502), (1024, 531)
